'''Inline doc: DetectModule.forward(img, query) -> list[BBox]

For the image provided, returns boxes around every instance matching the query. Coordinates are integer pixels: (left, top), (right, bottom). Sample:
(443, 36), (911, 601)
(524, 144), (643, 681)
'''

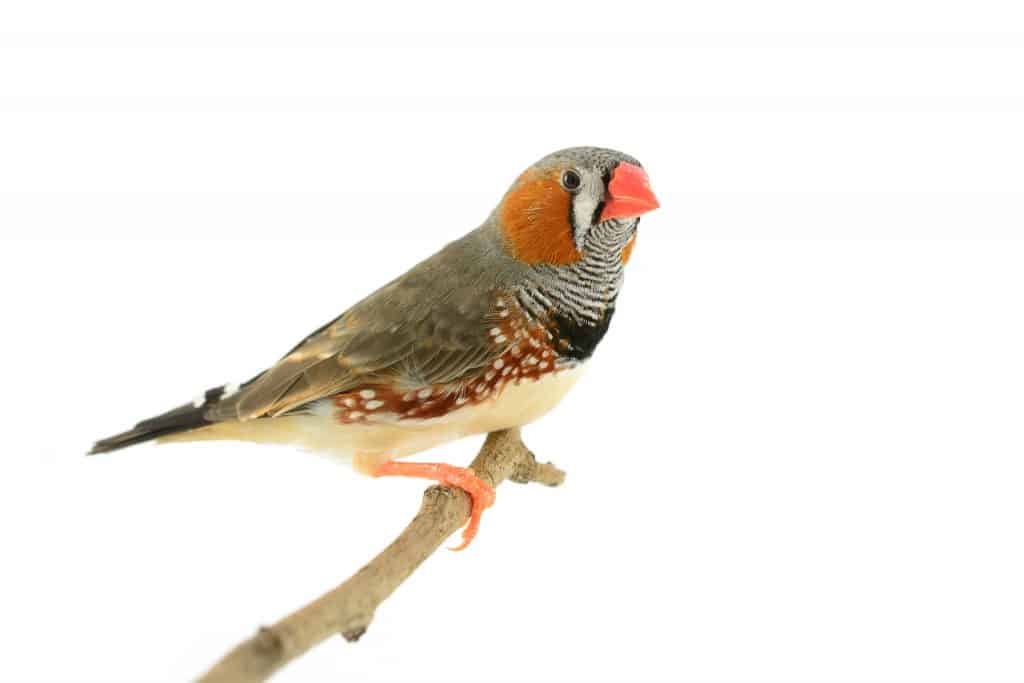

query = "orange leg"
(371, 461), (496, 551)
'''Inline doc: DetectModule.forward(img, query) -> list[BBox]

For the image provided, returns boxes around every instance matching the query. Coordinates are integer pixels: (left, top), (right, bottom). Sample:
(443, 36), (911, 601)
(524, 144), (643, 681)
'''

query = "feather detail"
(499, 169), (581, 266)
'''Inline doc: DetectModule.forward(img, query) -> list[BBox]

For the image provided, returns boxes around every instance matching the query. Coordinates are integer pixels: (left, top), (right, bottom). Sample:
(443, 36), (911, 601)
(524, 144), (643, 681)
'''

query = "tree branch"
(198, 428), (564, 682)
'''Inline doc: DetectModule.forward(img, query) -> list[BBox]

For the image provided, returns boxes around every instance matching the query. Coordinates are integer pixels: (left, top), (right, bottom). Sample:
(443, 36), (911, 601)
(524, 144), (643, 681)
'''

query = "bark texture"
(198, 428), (564, 683)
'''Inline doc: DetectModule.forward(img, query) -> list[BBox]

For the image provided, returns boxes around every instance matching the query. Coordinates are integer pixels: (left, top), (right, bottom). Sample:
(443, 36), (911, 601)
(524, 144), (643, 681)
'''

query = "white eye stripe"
(569, 172), (601, 249)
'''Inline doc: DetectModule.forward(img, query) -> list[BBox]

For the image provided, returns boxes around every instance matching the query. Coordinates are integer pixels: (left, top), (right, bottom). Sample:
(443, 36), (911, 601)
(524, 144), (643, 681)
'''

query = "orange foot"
(371, 461), (496, 551)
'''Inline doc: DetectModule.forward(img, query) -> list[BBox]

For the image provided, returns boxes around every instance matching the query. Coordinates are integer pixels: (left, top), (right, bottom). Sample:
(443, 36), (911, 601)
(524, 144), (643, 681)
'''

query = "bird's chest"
(546, 307), (616, 361)
(445, 363), (586, 435)
(519, 261), (623, 362)
(322, 294), (602, 458)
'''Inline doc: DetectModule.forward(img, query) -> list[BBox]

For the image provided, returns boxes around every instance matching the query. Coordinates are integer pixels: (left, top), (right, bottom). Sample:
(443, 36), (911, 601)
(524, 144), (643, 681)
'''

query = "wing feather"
(206, 234), (506, 422)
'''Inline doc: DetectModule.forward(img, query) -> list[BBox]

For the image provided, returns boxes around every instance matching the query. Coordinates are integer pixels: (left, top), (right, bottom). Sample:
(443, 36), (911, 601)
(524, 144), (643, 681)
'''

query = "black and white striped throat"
(516, 217), (637, 329)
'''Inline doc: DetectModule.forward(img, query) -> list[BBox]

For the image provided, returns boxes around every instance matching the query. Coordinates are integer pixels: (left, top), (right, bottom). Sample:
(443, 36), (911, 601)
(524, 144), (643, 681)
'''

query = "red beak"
(599, 162), (660, 222)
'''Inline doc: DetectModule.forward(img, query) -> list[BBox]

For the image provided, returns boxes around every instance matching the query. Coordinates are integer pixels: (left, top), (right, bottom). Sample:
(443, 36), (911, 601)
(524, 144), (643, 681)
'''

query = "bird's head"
(496, 147), (659, 267)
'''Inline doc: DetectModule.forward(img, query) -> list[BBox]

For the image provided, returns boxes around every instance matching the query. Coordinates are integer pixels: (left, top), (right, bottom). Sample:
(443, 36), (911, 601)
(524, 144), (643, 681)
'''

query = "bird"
(90, 146), (660, 549)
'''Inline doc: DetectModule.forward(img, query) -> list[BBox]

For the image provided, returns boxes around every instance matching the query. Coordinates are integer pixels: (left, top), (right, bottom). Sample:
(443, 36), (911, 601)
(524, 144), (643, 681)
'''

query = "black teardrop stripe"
(591, 167), (612, 226)
(549, 305), (616, 361)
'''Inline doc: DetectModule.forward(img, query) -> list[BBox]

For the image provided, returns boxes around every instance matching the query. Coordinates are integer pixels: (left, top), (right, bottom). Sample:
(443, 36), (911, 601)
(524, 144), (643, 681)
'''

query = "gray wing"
(207, 232), (507, 422)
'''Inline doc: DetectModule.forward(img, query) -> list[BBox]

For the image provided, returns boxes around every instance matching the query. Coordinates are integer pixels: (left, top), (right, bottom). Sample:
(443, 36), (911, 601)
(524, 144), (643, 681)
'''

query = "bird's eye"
(560, 169), (582, 192)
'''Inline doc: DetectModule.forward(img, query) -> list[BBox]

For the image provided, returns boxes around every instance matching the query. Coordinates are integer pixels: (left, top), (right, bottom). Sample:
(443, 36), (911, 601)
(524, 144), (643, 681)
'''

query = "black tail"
(88, 387), (228, 455)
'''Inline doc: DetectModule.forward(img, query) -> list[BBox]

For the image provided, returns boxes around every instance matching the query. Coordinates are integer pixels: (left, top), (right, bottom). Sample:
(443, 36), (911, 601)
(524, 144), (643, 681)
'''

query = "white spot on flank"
(539, 361), (549, 370)
(348, 411), (364, 419)
(493, 359), (505, 369)
(456, 396), (469, 405)
(475, 384), (487, 393)
(417, 388), (432, 399)
(494, 335), (507, 344)
(499, 310), (509, 318)
(485, 371), (496, 381)
(526, 356), (539, 365)
(502, 366), (512, 376)
(510, 344), (521, 356)
(343, 398), (356, 408)
(529, 339), (541, 348)
(364, 400), (384, 410)
(222, 382), (240, 399)
(402, 392), (416, 402)
(359, 389), (376, 399)
(489, 327), (502, 336)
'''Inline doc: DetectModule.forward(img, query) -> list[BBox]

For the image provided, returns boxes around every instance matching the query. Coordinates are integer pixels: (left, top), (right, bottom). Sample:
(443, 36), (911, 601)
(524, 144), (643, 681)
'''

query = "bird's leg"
(370, 461), (496, 551)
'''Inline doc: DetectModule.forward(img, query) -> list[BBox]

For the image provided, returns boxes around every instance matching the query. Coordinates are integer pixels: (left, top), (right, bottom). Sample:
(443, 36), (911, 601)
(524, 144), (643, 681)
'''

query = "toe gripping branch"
(372, 461), (497, 550)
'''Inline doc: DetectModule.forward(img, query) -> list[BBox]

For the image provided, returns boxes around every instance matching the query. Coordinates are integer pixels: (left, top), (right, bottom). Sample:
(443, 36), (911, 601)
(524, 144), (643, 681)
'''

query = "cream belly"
(160, 365), (585, 466)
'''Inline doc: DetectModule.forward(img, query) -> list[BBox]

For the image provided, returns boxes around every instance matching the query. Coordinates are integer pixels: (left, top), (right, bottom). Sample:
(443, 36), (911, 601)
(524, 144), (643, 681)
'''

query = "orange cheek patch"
(500, 170), (581, 266)
(621, 234), (637, 265)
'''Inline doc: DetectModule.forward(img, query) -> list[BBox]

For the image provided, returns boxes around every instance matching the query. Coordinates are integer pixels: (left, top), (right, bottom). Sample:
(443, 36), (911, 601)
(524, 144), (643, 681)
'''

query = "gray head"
(494, 146), (659, 267)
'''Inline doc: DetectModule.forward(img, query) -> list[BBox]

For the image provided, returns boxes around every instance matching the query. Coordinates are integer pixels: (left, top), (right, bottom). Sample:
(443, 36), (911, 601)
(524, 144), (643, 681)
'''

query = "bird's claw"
(371, 461), (496, 550)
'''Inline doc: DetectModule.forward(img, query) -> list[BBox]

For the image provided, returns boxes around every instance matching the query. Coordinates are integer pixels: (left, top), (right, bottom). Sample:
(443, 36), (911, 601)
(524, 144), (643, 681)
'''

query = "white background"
(2, 2), (1023, 681)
